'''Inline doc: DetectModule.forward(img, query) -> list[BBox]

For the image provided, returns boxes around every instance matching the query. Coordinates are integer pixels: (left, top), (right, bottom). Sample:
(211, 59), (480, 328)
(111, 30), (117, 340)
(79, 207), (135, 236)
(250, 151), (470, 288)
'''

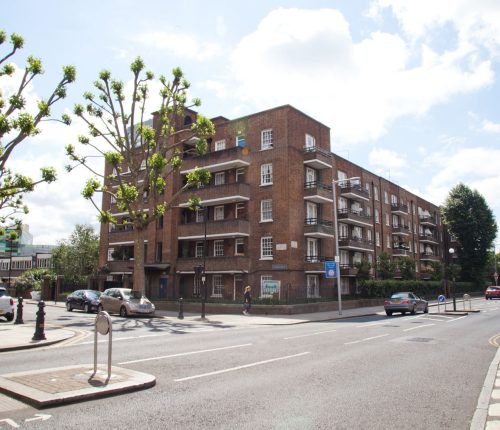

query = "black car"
(66, 290), (102, 313)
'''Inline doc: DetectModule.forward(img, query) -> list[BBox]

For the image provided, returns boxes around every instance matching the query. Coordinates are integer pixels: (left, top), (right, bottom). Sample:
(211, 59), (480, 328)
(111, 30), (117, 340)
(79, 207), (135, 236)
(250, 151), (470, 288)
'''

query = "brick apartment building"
(99, 105), (443, 301)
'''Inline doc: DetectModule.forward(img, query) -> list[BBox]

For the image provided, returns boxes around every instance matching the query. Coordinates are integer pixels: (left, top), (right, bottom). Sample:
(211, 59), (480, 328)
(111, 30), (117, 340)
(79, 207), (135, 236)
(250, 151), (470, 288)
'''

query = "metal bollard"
(14, 297), (24, 324)
(32, 300), (46, 340)
(178, 297), (184, 319)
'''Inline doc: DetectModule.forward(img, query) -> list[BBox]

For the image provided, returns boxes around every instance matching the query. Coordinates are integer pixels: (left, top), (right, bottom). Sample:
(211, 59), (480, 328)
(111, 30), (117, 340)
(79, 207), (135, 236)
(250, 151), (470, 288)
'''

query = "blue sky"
(3, 0), (500, 248)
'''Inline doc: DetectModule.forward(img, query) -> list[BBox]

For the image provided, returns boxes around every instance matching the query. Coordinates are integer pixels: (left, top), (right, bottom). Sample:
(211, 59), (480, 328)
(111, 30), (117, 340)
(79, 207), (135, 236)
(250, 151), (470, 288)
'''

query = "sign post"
(326, 260), (341, 315)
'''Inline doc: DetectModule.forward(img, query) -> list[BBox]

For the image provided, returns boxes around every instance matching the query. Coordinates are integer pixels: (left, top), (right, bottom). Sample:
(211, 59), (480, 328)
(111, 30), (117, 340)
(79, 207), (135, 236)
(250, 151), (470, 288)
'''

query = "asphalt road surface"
(1, 300), (500, 429)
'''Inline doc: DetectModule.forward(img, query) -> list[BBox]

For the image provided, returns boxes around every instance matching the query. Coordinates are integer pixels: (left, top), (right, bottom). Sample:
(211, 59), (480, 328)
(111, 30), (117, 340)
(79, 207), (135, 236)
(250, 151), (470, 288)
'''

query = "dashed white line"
(284, 329), (337, 340)
(344, 334), (389, 345)
(403, 323), (435, 332)
(446, 315), (468, 323)
(174, 352), (310, 382)
(119, 343), (252, 365)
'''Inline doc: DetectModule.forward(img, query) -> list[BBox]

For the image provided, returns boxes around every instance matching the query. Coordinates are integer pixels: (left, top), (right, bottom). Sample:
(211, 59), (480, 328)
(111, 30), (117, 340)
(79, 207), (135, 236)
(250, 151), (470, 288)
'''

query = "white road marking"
(356, 321), (386, 328)
(174, 352), (310, 382)
(446, 315), (468, 323)
(403, 323), (435, 332)
(284, 329), (337, 340)
(344, 334), (389, 345)
(418, 317), (449, 322)
(118, 343), (252, 365)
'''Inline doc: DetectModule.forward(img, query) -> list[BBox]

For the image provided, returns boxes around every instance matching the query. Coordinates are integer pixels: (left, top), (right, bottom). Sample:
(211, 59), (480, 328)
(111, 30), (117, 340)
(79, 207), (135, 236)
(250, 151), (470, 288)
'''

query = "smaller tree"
(377, 252), (395, 280)
(51, 224), (99, 286)
(15, 267), (55, 296)
(355, 258), (372, 281)
(398, 257), (416, 280)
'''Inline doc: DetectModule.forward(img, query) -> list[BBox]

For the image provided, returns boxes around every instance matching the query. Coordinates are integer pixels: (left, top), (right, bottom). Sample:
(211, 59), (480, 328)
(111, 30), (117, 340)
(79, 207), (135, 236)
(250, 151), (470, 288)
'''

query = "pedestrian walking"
(243, 286), (252, 315)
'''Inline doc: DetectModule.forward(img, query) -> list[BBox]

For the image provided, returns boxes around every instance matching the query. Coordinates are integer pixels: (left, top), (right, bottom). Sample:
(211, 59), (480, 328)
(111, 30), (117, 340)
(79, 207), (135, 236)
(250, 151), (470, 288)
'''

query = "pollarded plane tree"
(66, 57), (214, 293)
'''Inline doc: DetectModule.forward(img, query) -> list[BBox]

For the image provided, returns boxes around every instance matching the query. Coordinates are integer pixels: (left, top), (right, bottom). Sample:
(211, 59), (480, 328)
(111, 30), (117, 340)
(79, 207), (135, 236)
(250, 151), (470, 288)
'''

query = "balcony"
(339, 265), (359, 277)
(337, 208), (372, 227)
(303, 146), (333, 170)
(338, 236), (374, 252)
(420, 252), (440, 262)
(179, 182), (250, 206)
(393, 248), (411, 257)
(304, 218), (335, 238)
(177, 218), (250, 240)
(391, 203), (408, 215)
(419, 215), (437, 226)
(304, 181), (333, 204)
(338, 182), (369, 202)
(392, 225), (411, 236)
(419, 234), (439, 244)
(180, 146), (250, 174)
(175, 255), (251, 273)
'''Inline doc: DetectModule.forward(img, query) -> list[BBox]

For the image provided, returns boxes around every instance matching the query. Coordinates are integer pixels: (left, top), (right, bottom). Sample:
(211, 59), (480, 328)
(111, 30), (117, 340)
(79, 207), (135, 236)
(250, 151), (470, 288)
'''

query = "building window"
(260, 275), (273, 297)
(387, 235), (391, 249)
(375, 209), (380, 224)
(307, 275), (319, 298)
(214, 205), (224, 221)
(261, 129), (273, 150)
(367, 229), (373, 242)
(385, 213), (390, 226)
(261, 163), (273, 185)
(305, 134), (316, 149)
(193, 276), (201, 296)
(375, 232), (380, 247)
(235, 202), (246, 219)
(215, 172), (225, 186)
(236, 135), (246, 147)
(214, 240), (224, 257)
(195, 241), (204, 258)
(215, 139), (226, 151)
(338, 170), (347, 182)
(236, 168), (245, 182)
(212, 275), (224, 298)
(374, 186), (379, 201)
(392, 215), (399, 228)
(235, 238), (244, 255)
(261, 199), (273, 222)
(261, 236), (273, 259)
(339, 223), (348, 238)
(306, 238), (319, 262)
(156, 242), (163, 262)
(107, 248), (114, 261)
(305, 167), (316, 184)
(110, 195), (116, 204)
(384, 191), (389, 204)
(196, 208), (206, 223)
(365, 183), (370, 196)
(306, 202), (318, 224)
(391, 194), (398, 205)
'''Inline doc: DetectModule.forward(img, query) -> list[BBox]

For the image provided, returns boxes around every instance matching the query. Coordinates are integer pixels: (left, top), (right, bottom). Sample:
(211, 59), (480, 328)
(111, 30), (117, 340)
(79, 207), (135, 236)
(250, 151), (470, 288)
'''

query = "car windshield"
(86, 291), (101, 299)
(0, 289), (5, 297)
(124, 290), (143, 300)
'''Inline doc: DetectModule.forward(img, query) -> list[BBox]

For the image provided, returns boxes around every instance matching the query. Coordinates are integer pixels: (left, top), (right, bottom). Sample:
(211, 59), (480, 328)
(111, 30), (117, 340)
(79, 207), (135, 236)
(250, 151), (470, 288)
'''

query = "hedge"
(358, 280), (477, 299)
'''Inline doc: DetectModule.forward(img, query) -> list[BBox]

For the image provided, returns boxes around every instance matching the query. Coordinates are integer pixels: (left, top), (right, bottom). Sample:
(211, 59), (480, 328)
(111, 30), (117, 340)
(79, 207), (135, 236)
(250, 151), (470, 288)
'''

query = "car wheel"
(84, 303), (90, 313)
(401, 311), (406, 315)
(410, 306), (416, 315)
(6, 313), (14, 322)
(97, 304), (103, 313)
(66, 302), (73, 312)
(120, 306), (128, 317)
(385, 310), (392, 316)
(424, 306), (429, 314)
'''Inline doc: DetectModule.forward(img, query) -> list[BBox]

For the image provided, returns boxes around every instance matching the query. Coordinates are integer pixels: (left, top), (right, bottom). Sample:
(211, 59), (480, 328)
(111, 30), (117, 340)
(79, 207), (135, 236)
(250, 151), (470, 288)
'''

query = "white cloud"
(136, 31), (222, 62)
(221, 7), (495, 145)
(368, 148), (408, 178)
(481, 119), (500, 134)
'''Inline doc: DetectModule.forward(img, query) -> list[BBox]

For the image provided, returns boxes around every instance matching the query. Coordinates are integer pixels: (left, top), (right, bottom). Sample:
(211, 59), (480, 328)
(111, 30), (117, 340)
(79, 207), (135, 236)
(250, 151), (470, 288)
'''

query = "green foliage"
(354, 258), (371, 281)
(396, 257), (416, 280)
(15, 268), (55, 294)
(358, 279), (478, 298)
(442, 183), (497, 283)
(51, 224), (99, 285)
(0, 29), (75, 229)
(376, 252), (395, 280)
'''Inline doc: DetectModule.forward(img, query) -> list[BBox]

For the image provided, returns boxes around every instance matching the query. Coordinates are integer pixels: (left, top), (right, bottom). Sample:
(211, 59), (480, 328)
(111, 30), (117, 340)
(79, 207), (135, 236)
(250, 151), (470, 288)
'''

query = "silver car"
(98, 288), (155, 317)
(384, 292), (428, 316)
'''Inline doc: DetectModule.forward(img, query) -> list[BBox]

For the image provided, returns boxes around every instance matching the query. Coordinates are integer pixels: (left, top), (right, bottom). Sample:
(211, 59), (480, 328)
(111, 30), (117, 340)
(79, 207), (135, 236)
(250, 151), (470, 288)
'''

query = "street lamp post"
(449, 247), (456, 311)
(493, 244), (498, 287)
(332, 176), (360, 316)
(195, 204), (208, 320)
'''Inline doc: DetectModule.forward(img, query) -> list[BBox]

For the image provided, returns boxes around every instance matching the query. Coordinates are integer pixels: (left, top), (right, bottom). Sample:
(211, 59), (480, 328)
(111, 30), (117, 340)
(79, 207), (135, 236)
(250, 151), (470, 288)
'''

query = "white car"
(0, 287), (15, 322)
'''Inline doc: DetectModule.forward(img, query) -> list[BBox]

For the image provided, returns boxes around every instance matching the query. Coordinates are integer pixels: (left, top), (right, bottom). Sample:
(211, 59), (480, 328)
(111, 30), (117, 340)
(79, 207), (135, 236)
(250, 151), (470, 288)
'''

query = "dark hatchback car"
(384, 292), (428, 316)
(485, 286), (500, 300)
(66, 290), (102, 313)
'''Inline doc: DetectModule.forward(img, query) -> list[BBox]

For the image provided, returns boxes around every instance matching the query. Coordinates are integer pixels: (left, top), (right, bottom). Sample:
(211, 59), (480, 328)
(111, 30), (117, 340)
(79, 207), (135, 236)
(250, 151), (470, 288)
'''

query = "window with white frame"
(375, 209), (380, 224)
(367, 229), (373, 242)
(391, 194), (398, 205)
(196, 209), (205, 223)
(305, 134), (316, 148)
(339, 223), (348, 238)
(214, 172), (225, 186)
(368, 253), (373, 264)
(215, 139), (226, 151)
(392, 215), (399, 228)
(365, 183), (370, 196)
(261, 236), (273, 259)
(0, 260), (8, 271)
(214, 240), (224, 257)
(307, 275), (319, 298)
(195, 241), (204, 258)
(214, 205), (224, 221)
(193, 276), (201, 296)
(305, 201), (317, 224)
(385, 213), (390, 226)
(353, 252), (363, 265)
(375, 232), (380, 247)
(261, 129), (273, 150)
(212, 275), (224, 297)
(365, 206), (371, 216)
(338, 197), (348, 210)
(235, 202), (245, 219)
(340, 250), (349, 265)
(384, 191), (389, 204)
(107, 248), (115, 261)
(337, 170), (347, 182)
(261, 163), (273, 185)
(387, 235), (391, 249)
(236, 168), (245, 182)
(352, 226), (362, 240)
(235, 238), (244, 255)
(261, 199), (273, 222)
(374, 186), (379, 201)
(305, 167), (316, 184)
(306, 238), (319, 262)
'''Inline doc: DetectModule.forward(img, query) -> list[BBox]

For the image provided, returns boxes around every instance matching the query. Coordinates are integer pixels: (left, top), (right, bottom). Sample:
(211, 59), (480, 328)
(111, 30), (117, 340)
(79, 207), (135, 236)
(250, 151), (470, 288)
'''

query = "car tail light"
(384, 300), (390, 305)
(402, 299), (409, 304)
(9, 298), (14, 305)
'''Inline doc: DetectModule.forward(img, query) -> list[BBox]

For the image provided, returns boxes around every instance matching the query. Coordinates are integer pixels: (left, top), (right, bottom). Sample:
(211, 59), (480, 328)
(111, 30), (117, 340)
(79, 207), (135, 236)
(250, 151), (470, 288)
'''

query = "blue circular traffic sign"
(438, 295), (446, 303)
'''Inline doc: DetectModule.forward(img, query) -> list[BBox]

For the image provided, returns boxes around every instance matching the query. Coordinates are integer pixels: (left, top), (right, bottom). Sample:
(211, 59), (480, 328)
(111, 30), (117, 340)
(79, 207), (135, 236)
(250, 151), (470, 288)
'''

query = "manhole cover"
(408, 337), (433, 343)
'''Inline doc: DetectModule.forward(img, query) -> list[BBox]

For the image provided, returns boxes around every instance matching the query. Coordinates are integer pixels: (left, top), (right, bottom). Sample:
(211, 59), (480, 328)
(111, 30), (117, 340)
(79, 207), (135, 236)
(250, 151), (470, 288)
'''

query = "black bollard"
(14, 297), (24, 324)
(178, 297), (184, 319)
(32, 300), (46, 340)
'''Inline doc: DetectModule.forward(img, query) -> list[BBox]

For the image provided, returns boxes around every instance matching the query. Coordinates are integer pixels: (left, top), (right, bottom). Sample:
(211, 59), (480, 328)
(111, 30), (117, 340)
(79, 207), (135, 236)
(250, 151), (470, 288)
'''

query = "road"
(1, 300), (500, 429)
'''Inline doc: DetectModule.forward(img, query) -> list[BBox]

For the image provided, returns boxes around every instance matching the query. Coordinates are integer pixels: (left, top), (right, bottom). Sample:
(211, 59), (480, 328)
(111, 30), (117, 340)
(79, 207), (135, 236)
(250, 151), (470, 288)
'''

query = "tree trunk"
(133, 227), (146, 294)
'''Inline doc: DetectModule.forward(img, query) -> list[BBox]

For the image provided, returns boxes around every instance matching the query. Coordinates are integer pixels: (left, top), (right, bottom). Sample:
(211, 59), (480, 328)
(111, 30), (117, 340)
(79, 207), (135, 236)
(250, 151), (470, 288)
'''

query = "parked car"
(98, 288), (155, 317)
(384, 292), (428, 316)
(485, 286), (500, 300)
(0, 286), (15, 322)
(66, 290), (102, 313)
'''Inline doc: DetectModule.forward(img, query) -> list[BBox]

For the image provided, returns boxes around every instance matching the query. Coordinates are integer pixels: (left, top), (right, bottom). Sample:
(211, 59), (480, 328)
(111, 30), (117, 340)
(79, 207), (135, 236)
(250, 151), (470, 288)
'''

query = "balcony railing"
(392, 225), (411, 235)
(304, 255), (332, 263)
(339, 264), (359, 277)
(304, 218), (335, 238)
(419, 215), (437, 226)
(177, 218), (250, 239)
(180, 146), (250, 173)
(338, 236), (374, 251)
(303, 146), (333, 169)
(338, 182), (369, 202)
(304, 181), (333, 203)
(179, 182), (251, 206)
(391, 203), (408, 214)
(337, 208), (372, 226)
(419, 234), (439, 243)
(420, 252), (440, 261)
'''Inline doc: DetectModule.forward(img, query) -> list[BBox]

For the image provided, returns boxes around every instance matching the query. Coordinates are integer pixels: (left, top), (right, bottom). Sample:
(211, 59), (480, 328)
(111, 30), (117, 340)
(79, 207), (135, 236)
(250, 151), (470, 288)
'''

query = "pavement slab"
(0, 364), (155, 408)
